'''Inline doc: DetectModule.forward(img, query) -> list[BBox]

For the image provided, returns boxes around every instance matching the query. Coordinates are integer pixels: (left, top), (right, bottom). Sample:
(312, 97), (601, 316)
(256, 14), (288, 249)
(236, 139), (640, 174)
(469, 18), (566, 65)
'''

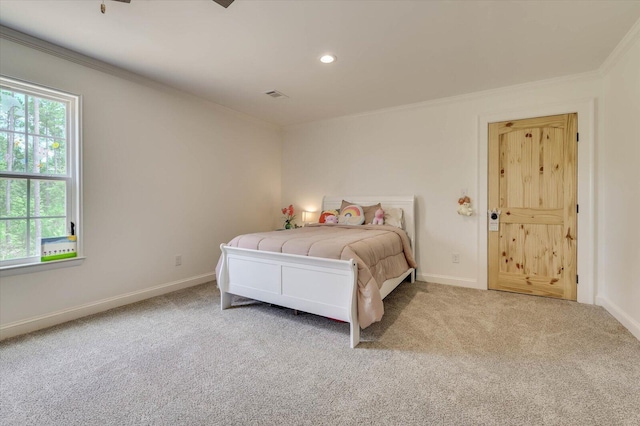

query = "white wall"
(283, 75), (600, 296)
(598, 30), (640, 339)
(0, 38), (282, 337)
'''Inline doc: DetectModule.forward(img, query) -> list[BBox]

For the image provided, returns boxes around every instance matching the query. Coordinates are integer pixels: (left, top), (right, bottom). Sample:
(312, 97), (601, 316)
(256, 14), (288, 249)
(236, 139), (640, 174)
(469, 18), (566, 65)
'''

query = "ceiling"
(1, 1), (639, 127)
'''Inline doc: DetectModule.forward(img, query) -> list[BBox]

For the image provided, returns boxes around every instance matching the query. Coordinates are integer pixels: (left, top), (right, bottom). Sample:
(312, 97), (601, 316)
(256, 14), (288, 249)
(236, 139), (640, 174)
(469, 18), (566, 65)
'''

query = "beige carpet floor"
(1, 281), (639, 425)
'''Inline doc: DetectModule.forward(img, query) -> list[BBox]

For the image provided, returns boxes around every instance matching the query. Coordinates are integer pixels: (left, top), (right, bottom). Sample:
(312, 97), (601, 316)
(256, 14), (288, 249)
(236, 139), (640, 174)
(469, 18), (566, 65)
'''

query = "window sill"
(0, 257), (86, 277)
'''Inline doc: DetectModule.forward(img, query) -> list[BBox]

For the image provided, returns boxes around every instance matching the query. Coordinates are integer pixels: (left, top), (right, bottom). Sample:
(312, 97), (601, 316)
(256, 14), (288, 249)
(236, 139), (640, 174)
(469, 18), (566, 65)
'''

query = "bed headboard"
(322, 195), (416, 258)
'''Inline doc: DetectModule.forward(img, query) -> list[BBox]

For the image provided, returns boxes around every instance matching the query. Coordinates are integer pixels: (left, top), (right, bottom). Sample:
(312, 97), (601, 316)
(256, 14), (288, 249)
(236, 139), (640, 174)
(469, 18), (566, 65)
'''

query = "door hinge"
(576, 275), (579, 284)
(577, 132), (579, 142)
(577, 204), (579, 213)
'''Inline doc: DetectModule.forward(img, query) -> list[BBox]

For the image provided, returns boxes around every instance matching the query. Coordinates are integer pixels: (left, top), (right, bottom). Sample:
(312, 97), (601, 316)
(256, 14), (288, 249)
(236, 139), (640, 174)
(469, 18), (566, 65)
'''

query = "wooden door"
(488, 114), (577, 300)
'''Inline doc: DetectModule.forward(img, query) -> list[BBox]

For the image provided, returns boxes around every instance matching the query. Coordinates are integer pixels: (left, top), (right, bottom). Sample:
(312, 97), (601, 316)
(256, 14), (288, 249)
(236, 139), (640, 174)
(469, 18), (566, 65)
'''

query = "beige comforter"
(217, 224), (417, 328)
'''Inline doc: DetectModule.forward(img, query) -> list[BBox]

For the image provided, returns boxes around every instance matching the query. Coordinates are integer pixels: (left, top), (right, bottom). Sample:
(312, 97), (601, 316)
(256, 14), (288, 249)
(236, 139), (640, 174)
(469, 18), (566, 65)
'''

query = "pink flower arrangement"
(281, 204), (296, 229)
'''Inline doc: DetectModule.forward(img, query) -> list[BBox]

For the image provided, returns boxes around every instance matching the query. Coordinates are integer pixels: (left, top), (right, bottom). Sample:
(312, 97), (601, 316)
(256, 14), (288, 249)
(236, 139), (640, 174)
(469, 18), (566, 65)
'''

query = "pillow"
(318, 209), (339, 223)
(384, 208), (404, 229)
(338, 205), (365, 225)
(340, 200), (382, 225)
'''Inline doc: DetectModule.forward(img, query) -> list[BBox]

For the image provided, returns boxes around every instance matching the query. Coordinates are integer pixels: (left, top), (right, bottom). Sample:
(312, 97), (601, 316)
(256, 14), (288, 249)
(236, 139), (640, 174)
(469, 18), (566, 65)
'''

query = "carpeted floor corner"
(1, 281), (639, 425)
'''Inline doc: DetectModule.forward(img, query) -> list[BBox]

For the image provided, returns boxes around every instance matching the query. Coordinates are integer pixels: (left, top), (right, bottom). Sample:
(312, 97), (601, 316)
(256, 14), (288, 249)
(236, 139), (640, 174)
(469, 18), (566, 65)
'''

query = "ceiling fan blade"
(213, 0), (234, 8)
(108, 0), (232, 7)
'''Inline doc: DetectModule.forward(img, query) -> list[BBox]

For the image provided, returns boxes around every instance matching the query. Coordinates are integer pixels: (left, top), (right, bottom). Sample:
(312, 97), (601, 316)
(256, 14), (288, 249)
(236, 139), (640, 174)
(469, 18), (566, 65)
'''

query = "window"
(0, 76), (81, 269)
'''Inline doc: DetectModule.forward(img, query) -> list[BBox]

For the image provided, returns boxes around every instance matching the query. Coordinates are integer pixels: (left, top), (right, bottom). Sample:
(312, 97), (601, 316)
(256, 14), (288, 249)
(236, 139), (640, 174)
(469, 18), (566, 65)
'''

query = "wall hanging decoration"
(457, 196), (473, 216)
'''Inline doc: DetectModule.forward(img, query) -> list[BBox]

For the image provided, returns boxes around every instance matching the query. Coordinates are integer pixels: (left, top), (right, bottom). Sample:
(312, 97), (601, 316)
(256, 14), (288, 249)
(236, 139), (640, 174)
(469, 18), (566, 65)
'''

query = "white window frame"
(0, 76), (83, 275)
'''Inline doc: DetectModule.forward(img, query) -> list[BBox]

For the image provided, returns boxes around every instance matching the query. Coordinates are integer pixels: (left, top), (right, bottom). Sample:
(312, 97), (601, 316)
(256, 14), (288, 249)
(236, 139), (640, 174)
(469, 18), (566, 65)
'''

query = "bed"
(216, 195), (416, 347)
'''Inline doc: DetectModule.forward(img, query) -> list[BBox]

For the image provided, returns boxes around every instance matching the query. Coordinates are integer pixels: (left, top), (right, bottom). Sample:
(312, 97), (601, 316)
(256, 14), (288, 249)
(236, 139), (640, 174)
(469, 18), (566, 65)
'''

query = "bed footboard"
(218, 244), (360, 347)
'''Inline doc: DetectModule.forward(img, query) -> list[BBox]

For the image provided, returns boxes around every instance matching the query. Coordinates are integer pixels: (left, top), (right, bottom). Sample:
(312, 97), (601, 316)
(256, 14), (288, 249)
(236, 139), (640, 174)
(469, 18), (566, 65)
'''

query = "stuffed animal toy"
(324, 214), (338, 224)
(372, 208), (385, 225)
(319, 209), (339, 223)
(457, 196), (473, 216)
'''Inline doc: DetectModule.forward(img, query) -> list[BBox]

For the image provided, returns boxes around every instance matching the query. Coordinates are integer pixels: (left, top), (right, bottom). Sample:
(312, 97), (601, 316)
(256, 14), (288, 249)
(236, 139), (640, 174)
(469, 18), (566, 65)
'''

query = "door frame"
(477, 99), (596, 304)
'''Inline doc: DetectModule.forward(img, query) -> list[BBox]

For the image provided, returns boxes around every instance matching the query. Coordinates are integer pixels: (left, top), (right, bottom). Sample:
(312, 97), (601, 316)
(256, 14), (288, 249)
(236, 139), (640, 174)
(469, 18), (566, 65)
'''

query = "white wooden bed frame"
(217, 195), (416, 348)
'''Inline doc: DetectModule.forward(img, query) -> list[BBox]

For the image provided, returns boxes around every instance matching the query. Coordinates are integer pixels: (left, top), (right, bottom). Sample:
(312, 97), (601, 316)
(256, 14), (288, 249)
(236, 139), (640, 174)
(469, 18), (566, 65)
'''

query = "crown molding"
(0, 24), (150, 85)
(599, 16), (640, 76)
(286, 69), (602, 129)
(0, 24), (280, 131)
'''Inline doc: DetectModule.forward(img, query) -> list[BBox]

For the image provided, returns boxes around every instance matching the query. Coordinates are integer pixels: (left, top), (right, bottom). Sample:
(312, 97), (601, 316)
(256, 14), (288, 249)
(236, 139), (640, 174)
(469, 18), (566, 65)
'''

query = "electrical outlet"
(452, 253), (460, 263)
(175, 255), (182, 266)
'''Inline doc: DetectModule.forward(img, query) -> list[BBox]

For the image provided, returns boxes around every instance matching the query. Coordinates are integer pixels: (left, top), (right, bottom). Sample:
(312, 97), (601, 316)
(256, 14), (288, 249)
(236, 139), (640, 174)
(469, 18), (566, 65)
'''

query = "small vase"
(284, 222), (292, 229)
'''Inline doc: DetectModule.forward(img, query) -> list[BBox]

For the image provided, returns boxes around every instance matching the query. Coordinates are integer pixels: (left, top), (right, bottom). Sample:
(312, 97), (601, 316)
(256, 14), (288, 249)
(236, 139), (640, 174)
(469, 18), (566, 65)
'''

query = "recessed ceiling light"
(320, 54), (337, 64)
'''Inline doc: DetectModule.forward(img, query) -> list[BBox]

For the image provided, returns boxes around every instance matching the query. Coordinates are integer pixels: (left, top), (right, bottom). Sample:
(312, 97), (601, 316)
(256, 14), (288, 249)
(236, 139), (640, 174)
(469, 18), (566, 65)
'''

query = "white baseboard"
(596, 295), (640, 341)
(418, 273), (482, 290)
(0, 272), (216, 341)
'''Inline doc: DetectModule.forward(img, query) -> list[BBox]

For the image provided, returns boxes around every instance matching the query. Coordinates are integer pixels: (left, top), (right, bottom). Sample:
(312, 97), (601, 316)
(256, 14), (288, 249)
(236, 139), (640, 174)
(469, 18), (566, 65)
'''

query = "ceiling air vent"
(264, 90), (288, 99)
